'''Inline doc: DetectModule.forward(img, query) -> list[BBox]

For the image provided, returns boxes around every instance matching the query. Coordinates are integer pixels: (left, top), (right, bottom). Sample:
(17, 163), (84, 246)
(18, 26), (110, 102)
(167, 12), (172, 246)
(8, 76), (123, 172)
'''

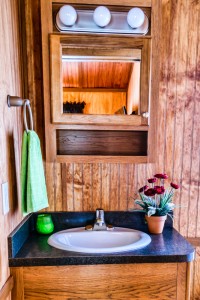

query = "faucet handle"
(85, 225), (93, 231)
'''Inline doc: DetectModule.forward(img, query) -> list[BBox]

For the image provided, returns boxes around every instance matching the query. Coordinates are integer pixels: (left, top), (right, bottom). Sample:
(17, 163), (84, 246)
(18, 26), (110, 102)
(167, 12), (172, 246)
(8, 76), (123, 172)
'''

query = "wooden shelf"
(56, 129), (148, 156)
(56, 155), (147, 163)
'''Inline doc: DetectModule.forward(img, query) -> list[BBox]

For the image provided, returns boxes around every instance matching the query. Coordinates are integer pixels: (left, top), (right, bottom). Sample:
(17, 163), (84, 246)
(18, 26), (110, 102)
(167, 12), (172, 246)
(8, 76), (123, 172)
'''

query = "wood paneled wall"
(42, 0), (200, 238)
(24, 0), (200, 298)
(0, 0), (23, 298)
(158, 0), (200, 238)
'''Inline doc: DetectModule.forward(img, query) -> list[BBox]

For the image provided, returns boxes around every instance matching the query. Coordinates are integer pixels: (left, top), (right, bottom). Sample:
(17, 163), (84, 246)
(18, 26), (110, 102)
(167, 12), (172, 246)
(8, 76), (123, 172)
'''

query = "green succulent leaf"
(134, 187), (177, 217)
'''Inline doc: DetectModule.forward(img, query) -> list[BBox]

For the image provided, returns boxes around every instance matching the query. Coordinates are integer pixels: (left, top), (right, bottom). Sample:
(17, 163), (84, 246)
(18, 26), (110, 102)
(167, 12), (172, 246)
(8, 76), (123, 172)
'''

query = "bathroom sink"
(47, 227), (151, 253)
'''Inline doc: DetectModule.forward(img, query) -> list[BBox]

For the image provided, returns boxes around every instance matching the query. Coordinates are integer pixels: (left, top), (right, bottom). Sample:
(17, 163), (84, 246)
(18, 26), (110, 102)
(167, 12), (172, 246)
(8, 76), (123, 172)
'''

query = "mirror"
(50, 34), (151, 125)
(62, 56), (141, 115)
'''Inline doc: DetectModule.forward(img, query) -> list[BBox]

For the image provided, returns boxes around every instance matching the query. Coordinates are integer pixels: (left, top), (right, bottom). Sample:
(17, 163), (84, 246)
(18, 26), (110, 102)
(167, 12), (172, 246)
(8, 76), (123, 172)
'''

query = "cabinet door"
(11, 263), (188, 300)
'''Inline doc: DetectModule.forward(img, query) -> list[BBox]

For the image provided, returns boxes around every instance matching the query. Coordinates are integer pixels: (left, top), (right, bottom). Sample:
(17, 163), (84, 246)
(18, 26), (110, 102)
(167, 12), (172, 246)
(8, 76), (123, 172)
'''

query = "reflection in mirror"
(62, 55), (141, 115)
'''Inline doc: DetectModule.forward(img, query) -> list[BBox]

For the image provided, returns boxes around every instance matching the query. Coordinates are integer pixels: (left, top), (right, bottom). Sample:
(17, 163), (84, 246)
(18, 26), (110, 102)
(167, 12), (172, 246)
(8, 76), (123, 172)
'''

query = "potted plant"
(135, 173), (179, 234)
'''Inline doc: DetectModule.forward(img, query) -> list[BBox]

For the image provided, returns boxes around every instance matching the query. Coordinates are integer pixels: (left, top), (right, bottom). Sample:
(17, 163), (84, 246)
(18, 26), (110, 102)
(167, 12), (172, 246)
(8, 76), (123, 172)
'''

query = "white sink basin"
(47, 227), (151, 253)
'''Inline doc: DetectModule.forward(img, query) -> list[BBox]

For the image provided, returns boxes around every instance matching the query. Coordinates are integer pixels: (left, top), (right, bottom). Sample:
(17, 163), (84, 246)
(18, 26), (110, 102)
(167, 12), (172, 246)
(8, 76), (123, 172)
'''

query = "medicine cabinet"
(50, 34), (151, 126)
(40, 0), (161, 163)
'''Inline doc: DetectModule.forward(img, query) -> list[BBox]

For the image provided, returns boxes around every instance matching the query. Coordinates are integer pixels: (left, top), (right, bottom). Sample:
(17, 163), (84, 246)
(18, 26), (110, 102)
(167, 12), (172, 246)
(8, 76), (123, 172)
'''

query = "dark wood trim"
(63, 88), (127, 93)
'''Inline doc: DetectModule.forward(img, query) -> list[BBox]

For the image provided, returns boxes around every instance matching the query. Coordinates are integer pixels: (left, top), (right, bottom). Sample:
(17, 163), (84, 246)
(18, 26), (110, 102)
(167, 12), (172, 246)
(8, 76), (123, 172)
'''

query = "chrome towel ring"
(23, 100), (33, 132)
(7, 95), (34, 133)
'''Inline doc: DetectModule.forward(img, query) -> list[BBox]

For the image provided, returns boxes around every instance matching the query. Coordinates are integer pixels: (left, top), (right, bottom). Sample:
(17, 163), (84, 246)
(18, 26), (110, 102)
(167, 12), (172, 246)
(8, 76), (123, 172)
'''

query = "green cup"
(36, 214), (54, 234)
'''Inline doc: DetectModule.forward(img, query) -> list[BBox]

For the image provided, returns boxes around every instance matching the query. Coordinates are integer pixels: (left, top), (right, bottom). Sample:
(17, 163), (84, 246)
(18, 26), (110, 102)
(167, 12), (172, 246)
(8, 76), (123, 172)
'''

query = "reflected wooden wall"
(0, 0), (23, 298)
(32, 0), (200, 239)
(63, 90), (127, 114)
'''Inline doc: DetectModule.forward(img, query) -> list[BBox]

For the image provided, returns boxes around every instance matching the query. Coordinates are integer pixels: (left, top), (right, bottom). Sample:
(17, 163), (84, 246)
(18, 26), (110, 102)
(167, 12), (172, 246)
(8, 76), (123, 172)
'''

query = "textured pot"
(145, 215), (167, 234)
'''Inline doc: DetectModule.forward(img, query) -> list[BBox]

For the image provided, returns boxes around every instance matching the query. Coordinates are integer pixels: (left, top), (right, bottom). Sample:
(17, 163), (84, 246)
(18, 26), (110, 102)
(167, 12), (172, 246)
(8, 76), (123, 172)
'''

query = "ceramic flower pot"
(145, 215), (167, 234)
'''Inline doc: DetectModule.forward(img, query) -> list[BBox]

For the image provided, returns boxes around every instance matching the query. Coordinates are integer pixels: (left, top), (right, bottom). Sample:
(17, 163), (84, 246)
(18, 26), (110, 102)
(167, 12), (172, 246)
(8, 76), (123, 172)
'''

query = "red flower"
(170, 182), (179, 189)
(144, 188), (156, 197)
(148, 178), (157, 183)
(154, 173), (168, 179)
(138, 185), (149, 193)
(154, 185), (165, 195)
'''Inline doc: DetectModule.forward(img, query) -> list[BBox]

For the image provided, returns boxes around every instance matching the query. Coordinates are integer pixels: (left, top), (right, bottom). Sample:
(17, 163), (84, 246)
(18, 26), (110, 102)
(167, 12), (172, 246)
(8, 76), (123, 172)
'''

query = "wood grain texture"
(186, 238), (200, 300)
(62, 61), (133, 89)
(193, 261), (200, 300)
(63, 90), (127, 115)
(39, 0), (200, 236)
(0, 276), (13, 300)
(177, 263), (187, 300)
(56, 155), (148, 164)
(0, 0), (23, 294)
(56, 130), (148, 156)
(183, 0), (199, 239)
(22, 264), (178, 299)
(11, 268), (24, 300)
(26, 0), (200, 298)
(52, 0), (152, 7)
(155, 0), (200, 237)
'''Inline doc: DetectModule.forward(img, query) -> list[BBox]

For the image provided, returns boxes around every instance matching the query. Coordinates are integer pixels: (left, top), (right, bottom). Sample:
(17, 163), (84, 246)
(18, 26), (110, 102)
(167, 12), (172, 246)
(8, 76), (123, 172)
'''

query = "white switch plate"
(2, 182), (9, 215)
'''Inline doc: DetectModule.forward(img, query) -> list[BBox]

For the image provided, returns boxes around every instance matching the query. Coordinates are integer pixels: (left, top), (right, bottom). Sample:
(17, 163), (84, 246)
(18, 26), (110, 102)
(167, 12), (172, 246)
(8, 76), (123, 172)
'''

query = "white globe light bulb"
(93, 6), (111, 28)
(58, 5), (77, 27)
(127, 7), (145, 29)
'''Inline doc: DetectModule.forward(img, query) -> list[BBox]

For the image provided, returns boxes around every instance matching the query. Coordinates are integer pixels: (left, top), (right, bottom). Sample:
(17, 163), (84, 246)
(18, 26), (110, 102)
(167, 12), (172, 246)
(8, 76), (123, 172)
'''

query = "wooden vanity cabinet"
(40, 0), (161, 163)
(11, 263), (191, 299)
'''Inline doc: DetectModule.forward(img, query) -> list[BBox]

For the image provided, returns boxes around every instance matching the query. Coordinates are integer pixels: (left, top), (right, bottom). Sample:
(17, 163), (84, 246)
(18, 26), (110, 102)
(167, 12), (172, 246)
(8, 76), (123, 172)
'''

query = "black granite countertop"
(8, 212), (195, 267)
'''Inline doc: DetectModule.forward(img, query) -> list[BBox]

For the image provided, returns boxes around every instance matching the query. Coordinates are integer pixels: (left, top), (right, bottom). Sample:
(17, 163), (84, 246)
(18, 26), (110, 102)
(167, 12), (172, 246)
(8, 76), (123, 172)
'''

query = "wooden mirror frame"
(50, 34), (151, 126)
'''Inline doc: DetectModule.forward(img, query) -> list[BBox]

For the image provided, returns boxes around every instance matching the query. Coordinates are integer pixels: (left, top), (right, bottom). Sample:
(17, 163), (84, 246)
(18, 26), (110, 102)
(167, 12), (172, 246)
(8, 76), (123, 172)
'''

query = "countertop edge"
(9, 251), (195, 267)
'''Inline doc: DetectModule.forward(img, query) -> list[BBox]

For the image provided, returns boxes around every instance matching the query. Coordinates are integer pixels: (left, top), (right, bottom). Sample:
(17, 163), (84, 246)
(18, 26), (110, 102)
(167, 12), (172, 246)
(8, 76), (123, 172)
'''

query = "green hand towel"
(21, 130), (49, 214)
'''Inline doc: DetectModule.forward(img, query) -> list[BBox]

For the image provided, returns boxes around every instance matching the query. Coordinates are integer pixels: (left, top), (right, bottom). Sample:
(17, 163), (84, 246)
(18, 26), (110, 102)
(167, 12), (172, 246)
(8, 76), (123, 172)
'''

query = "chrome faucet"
(85, 209), (114, 231)
(93, 209), (107, 231)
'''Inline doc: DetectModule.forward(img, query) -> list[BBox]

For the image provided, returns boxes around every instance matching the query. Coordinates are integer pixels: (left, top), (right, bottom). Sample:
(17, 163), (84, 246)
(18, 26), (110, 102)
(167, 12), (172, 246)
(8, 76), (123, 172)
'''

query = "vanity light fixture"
(55, 5), (149, 34)
(93, 6), (111, 27)
(127, 7), (145, 29)
(57, 5), (77, 26)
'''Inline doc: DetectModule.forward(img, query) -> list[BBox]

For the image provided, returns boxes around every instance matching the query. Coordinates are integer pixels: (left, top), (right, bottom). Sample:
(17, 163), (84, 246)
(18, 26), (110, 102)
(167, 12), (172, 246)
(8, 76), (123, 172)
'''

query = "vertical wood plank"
(73, 163), (83, 211)
(0, 0), (24, 292)
(127, 164), (136, 210)
(156, 0), (171, 172)
(119, 164), (128, 210)
(186, 0), (200, 238)
(193, 260), (200, 300)
(65, 163), (74, 211)
(110, 164), (119, 211)
(176, 263), (187, 300)
(45, 162), (55, 211)
(193, 3), (200, 238)
(136, 164), (147, 191)
(82, 163), (92, 211)
(163, 0), (179, 230)
(61, 163), (67, 210)
(101, 164), (110, 210)
(164, 0), (179, 177)
(11, 268), (24, 300)
(166, 0), (188, 233)
(148, 0), (161, 162)
(55, 163), (63, 211)
(175, 0), (190, 237)
(92, 163), (102, 210)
